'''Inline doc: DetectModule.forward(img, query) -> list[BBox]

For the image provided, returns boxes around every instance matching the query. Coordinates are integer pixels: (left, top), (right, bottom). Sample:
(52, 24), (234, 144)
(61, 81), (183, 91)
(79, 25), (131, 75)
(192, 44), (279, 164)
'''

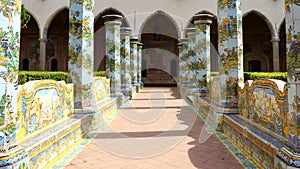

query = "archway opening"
(94, 8), (129, 71)
(20, 13), (39, 71)
(243, 12), (273, 72)
(47, 8), (69, 71)
(141, 11), (179, 86)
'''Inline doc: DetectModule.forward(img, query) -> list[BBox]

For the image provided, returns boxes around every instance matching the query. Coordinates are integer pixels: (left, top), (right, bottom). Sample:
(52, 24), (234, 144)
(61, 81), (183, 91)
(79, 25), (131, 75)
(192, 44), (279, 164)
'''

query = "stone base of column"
(121, 88), (133, 98)
(187, 86), (197, 97)
(179, 83), (189, 97)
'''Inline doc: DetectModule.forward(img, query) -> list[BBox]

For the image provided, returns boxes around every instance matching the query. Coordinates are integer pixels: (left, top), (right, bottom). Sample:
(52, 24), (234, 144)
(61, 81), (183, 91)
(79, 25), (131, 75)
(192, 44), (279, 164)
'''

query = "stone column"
(39, 37), (47, 71)
(130, 37), (138, 87)
(193, 14), (213, 97)
(277, 1), (300, 164)
(137, 42), (143, 91)
(120, 27), (132, 97)
(271, 38), (280, 72)
(218, 0), (243, 109)
(103, 15), (122, 97)
(186, 28), (196, 96)
(0, 0), (21, 151)
(69, 0), (95, 109)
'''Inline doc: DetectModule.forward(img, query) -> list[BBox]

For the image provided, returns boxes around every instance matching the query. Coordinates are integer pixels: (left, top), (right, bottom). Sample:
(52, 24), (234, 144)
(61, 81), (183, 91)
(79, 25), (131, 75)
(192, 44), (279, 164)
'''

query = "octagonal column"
(120, 27), (132, 97)
(186, 28), (197, 96)
(193, 14), (213, 97)
(218, 0), (243, 108)
(130, 37), (139, 86)
(137, 42), (144, 91)
(69, 0), (95, 109)
(103, 15), (122, 97)
(0, 0), (21, 151)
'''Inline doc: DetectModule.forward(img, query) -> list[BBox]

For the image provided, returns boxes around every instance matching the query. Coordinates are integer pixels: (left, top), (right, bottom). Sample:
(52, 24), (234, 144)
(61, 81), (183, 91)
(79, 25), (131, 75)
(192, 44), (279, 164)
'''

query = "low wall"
(0, 78), (119, 169)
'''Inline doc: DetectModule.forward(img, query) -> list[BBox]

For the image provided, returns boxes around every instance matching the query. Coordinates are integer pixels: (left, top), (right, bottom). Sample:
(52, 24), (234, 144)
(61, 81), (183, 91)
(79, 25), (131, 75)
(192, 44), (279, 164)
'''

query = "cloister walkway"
(63, 87), (244, 169)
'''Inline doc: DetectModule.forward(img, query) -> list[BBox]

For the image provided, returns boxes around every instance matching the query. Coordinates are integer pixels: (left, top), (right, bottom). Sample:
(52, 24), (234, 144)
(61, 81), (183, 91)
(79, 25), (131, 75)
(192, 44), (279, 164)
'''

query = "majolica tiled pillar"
(137, 42), (143, 90)
(69, 0), (94, 109)
(130, 38), (138, 86)
(186, 28), (197, 96)
(193, 14), (213, 97)
(178, 42), (183, 88)
(218, 0), (243, 108)
(103, 15), (122, 97)
(181, 38), (189, 85)
(282, 0), (300, 157)
(0, 0), (21, 151)
(120, 27), (132, 97)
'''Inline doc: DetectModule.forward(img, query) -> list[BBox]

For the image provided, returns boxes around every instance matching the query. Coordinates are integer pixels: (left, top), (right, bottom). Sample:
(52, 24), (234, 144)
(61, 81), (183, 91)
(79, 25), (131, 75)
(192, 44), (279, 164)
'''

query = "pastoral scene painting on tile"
(94, 77), (110, 103)
(238, 80), (288, 137)
(16, 80), (74, 141)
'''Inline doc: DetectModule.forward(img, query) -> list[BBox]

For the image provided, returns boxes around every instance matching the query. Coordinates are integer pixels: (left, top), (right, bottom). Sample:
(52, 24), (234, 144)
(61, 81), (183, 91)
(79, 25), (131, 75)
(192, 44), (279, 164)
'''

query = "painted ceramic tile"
(0, 0), (21, 151)
(137, 44), (143, 84)
(16, 80), (74, 141)
(105, 21), (121, 96)
(93, 77), (110, 104)
(181, 41), (189, 84)
(195, 21), (211, 96)
(218, 0), (243, 108)
(130, 41), (138, 84)
(285, 0), (300, 151)
(186, 29), (197, 95)
(69, 0), (94, 108)
(120, 29), (132, 96)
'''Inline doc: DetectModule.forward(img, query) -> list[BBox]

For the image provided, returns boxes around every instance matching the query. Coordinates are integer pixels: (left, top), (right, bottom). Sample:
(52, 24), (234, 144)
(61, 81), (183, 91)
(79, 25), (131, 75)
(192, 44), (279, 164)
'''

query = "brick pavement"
(64, 87), (244, 169)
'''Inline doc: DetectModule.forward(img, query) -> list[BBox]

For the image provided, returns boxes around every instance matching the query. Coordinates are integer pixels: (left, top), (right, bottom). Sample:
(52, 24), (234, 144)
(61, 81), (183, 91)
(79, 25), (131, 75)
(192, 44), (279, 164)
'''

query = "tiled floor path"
(64, 87), (244, 169)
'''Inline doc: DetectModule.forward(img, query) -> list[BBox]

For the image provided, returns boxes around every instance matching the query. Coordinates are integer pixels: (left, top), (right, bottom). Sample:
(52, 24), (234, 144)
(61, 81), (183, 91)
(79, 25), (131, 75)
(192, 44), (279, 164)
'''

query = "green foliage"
(18, 71), (69, 84)
(18, 71), (107, 85)
(94, 71), (106, 77)
(21, 5), (31, 29)
(244, 72), (287, 82)
(210, 72), (287, 81)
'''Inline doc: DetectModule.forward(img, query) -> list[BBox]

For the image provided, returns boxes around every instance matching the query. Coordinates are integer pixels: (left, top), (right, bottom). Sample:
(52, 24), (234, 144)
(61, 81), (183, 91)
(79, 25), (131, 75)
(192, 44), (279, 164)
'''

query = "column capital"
(130, 37), (139, 44)
(103, 14), (122, 25)
(137, 42), (143, 47)
(181, 38), (189, 43)
(186, 28), (196, 37)
(193, 14), (213, 25)
(177, 42), (182, 47)
(121, 27), (132, 35)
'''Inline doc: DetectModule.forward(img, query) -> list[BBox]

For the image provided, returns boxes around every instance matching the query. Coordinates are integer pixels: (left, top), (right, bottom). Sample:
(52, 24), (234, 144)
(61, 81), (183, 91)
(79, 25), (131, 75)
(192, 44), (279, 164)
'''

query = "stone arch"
(139, 10), (181, 40)
(44, 7), (69, 32)
(23, 10), (41, 33)
(243, 10), (276, 39)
